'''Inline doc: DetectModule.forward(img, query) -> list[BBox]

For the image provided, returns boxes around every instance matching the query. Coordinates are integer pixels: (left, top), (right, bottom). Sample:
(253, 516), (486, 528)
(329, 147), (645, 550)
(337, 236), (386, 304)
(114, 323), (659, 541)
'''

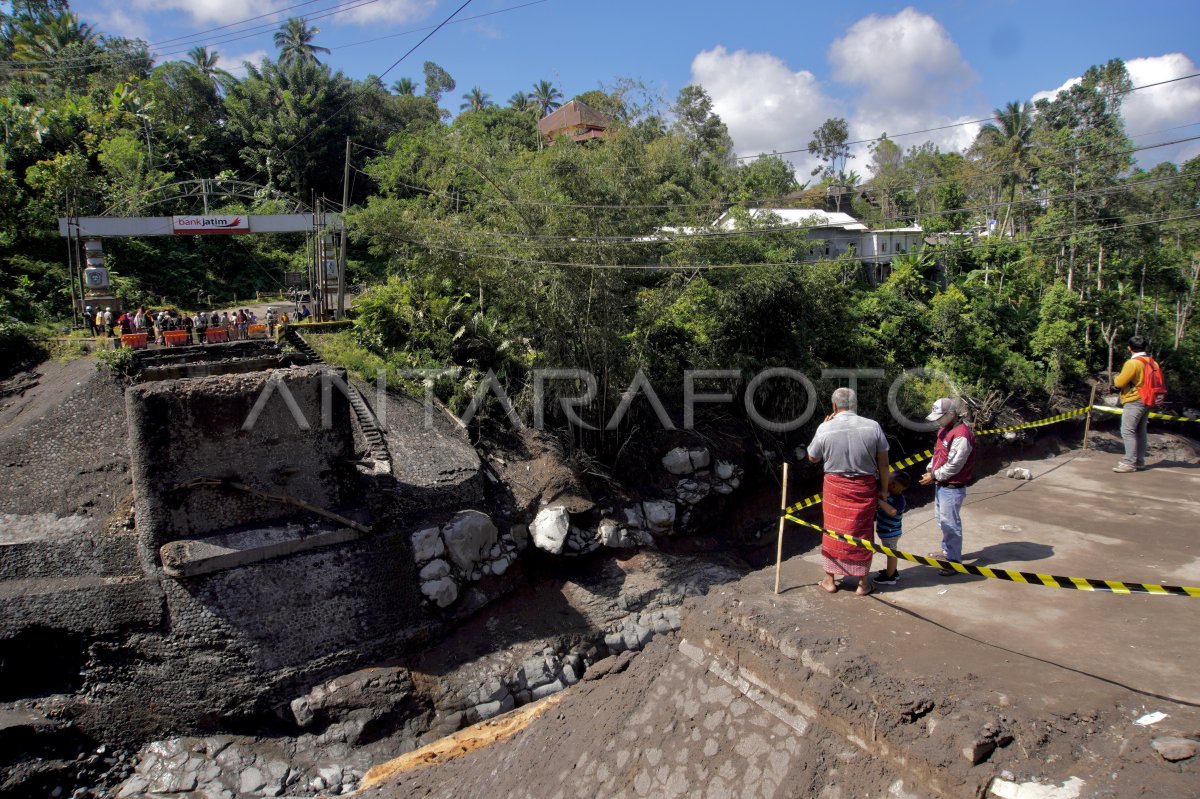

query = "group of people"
(805, 388), (975, 597)
(85, 305), (288, 345)
(803, 335), (1163, 596)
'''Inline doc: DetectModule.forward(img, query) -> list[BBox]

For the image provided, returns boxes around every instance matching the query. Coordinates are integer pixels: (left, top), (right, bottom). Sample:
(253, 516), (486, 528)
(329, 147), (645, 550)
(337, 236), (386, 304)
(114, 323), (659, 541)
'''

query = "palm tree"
(273, 17), (330, 68)
(9, 11), (100, 84)
(975, 100), (1035, 235)
(460, 86), (493, 112)
(187, 46), (233, 89)
(507, 91), (534, 114)
(392, 77), (417, 96)
(529, 79), (562, 117)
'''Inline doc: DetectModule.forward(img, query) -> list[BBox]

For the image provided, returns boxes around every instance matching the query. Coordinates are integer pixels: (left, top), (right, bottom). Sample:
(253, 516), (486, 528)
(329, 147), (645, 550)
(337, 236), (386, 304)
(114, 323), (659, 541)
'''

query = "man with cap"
(918, 398), (976, 576)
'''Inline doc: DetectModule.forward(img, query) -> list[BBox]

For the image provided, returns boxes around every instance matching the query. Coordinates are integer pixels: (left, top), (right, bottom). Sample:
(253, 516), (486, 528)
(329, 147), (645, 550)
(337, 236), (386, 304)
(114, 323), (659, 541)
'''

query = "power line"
(385, 210), (1200, 271)
(372, 171), (1196, 246)
(733, 71), (1200, 162)
(0, 0), (382, 68)
(370, 134), (1200, 213)
(327, 0), (549, 53)
(248, 0), (478, 180)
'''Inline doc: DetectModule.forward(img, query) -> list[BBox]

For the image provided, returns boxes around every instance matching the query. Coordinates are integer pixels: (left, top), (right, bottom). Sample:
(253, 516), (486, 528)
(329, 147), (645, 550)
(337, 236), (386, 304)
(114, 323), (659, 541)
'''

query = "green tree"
(273, 17), (330, 68)
(223, 59), (354, 198)
(422, 61), (455, 103)
(459, 86), (493, 112)
(807, 117), (852, 180)
(391, 77), (417, 96)
(507, 91), (533, 114)
(973, 101), (1035, 235)
(529, 79), (562, 117)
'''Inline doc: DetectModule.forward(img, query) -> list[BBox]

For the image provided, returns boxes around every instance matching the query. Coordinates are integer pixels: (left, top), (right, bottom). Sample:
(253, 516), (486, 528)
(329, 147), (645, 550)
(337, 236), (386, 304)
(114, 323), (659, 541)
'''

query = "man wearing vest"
(1112, 334), (1155, 473)
(919, 398), (976, 576)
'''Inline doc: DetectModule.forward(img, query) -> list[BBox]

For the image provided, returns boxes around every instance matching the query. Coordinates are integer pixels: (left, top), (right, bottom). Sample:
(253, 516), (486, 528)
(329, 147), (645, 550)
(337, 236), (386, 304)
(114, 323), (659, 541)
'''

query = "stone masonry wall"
(125, 366), (355, 571)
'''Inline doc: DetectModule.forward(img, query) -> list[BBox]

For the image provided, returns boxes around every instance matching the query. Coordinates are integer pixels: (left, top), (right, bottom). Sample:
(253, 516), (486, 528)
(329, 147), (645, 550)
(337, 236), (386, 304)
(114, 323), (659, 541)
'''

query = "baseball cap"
(926, 397), (955, 421)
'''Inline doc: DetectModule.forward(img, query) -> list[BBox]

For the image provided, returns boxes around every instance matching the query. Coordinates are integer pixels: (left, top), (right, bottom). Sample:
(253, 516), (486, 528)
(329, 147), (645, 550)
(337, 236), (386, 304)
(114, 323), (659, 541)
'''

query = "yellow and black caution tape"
(974, 406), (1094, 435)
(782, 402), (1196, 517)
(1090, 404), (1200, 424)
(783, 447), (937, 515)
(784, 514), (1200, 597)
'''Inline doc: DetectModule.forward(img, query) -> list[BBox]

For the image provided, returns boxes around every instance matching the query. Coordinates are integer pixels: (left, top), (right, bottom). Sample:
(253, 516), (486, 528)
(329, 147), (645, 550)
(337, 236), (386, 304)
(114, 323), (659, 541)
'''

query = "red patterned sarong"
(820, 473), (878, 577)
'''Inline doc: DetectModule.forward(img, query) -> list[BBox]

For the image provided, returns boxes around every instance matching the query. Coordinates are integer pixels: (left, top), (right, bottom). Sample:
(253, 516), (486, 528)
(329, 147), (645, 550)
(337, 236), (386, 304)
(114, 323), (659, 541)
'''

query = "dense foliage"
(2, 5), (1199, 445)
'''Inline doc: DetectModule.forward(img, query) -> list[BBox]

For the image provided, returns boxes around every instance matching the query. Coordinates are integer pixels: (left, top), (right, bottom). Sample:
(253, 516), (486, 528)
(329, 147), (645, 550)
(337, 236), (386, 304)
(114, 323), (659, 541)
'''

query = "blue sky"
(70, 0), (1200, 170)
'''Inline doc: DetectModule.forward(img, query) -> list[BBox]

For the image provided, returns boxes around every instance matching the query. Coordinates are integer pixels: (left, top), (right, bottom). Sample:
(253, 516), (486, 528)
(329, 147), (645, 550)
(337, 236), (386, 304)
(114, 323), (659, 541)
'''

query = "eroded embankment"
(359, 561), (1200, 799)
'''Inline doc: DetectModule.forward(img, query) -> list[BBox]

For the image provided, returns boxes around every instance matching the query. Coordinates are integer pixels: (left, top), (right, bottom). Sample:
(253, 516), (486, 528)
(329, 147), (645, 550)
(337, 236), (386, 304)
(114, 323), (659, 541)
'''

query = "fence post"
(1082, 381), (1099, 451)
(774, 462), (790, 595)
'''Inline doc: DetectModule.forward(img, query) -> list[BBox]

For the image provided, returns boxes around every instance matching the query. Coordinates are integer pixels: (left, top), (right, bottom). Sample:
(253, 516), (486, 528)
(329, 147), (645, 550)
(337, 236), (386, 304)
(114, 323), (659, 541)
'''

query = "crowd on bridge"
(84, 304), (310, 347)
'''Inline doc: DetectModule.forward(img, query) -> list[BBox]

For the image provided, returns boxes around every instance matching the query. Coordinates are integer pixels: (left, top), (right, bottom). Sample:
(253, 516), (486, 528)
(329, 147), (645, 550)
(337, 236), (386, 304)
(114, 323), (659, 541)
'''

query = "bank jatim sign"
(171, 215), (250, 234)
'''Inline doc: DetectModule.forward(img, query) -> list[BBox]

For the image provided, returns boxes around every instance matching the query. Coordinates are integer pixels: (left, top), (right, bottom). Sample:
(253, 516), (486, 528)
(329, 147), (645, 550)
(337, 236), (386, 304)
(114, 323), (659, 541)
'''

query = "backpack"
(1135, 356), (1167, 407)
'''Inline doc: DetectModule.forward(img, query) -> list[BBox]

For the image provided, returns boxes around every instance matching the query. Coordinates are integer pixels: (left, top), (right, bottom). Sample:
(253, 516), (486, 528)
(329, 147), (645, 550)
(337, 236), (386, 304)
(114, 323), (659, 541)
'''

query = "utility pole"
(338, 136), (351, 320)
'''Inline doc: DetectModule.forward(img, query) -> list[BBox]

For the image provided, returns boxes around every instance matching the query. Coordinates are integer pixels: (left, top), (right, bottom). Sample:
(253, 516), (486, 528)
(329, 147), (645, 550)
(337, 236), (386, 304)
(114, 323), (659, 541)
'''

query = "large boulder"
(661, 447), (694, 475)
(642, 500), (676, 532)
(411, 527), (444, 562)
(441, 510), (497, 572)
(531, 506), (570, 554)
(421, 577), (459, 608)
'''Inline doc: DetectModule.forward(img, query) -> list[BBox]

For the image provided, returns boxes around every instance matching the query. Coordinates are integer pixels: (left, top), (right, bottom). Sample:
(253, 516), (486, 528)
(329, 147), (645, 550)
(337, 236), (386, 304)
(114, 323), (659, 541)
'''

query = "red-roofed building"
(537, 100), (611, 143)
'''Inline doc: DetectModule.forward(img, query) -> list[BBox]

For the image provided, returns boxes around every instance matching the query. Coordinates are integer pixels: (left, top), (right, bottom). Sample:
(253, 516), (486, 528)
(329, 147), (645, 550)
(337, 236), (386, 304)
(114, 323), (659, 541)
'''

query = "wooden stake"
(1082, 381), (1099, 451)
(774, 462), (790, 595)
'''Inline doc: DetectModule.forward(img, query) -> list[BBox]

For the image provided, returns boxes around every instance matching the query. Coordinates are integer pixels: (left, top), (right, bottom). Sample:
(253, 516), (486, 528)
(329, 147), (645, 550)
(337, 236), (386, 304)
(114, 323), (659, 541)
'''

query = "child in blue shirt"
(874, 471), (910, 585)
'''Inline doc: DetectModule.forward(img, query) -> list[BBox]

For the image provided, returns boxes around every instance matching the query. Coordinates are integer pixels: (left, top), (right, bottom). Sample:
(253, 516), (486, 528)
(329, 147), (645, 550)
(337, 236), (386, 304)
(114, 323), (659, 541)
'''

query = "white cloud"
(1123, 54), (1200, 166)
(131, 0), (280, 25)
(1031, 53), (1200, 167)
(128, 0), (434, 28)
(95, 4), (150, 40)
(690, 45), (836, 177)
(337, 0), (437, 26)
(829, 7), (976, 119)
(693, 10), (986, 182)
(1030, 76), (1080, 105)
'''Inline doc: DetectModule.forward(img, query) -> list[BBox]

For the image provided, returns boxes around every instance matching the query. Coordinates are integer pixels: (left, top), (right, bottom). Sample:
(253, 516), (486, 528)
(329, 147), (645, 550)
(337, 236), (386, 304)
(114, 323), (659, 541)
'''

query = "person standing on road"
(806, 387), (890, 597)
(919, 398), (976, 576)
(1112, 334), (1160, 473)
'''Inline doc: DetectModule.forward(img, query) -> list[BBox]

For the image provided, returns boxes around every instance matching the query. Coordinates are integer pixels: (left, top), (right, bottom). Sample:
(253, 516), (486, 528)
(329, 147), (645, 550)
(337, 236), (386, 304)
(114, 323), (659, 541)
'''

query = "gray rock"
(117, 777), (149, 798)
(411, 526), (444, 562)
(519, 657), (555, 689)
(712, 482), (734, 495)
(441, 510), (498, 571)
(492, 555), (511, 576)
(419, 559), (451, 580)
(510, 524), (529, 548)
(662, 447), (695, 475)
(531, 679), (564, 700)
(1006, 467), (1033, 480)
(642, 500), (676, 532)
(599, 519), (636, 548)
(290, 696), (314, 727)
(421, 576), (458, 607)
(715, 461), (736, 480)
(239, 767), (266, 795)
(1152, 736), (1198, 761)
(475, 676), (509, 704)
(688, 447), (711, 470)
(623, 504), (645, 530)
(531, 506), (570, 554)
